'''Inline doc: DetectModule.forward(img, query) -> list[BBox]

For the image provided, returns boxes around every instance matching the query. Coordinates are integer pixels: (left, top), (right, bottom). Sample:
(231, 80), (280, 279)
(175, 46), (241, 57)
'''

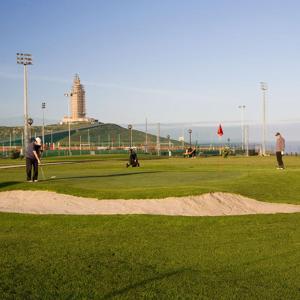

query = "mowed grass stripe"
(0, 213), (299, 299)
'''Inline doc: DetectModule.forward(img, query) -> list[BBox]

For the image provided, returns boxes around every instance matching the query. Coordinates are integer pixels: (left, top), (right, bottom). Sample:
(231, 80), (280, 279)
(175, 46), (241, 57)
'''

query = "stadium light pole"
(42, 101), (46, 146)
(128, 124), (132, 148)
(238, 105), (246, 151)
(260, 82), (268, 156)
(145, 118), (148, 153)
(64, 92), (72, 155)
(28, 118), (33, 141)
(188, 129), (192, 147)
(16, 53), (32, 155)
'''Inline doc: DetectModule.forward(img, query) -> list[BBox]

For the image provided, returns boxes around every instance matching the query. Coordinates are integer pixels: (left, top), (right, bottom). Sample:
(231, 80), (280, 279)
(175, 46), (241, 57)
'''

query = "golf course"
(0, 155), (300, 299)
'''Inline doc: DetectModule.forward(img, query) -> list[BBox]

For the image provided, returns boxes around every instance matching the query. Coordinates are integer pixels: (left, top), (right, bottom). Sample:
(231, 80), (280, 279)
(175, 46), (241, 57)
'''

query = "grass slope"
(1, 123), (180, 146)
(0, 213), (299, 299)
(1, 156), (300, 204)
(58, 123), (179, 146)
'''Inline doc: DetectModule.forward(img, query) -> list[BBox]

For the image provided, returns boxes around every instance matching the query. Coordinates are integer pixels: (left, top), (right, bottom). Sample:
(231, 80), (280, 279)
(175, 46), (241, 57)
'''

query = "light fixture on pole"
(28, 117), (33, 141)
(128, 124), (132, 148)
(41, 102), (46, 146)
(260, 82), (268, 156)
(188, 129), (192, 147)
(238, 105), (246, 151)
(16, 53), (32, 154)
(64, 92), (73, 155)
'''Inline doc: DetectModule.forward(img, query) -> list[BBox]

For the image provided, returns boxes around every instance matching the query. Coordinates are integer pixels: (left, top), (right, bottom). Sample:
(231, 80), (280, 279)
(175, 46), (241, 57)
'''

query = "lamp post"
(42, 102), (46, 146)
(79, 135), (82, 155)
(16, 53), (32, 154)
(167, 134), (170, 150)
(238, 105), (246, 151)
(145, 118), (148, 153)
(128, 124), (132, 148)
(260, 82), (268, 156)
(12, 130), (15, 147)
(28, 118), (33, 141)
(156, 123), (161, 156)
(188, 129), (192, 148)
(64, 92), (72, 155)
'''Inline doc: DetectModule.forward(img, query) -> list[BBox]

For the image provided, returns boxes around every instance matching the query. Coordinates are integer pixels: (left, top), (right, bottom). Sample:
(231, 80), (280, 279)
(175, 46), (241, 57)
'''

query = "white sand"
(0, 190), (300, 216)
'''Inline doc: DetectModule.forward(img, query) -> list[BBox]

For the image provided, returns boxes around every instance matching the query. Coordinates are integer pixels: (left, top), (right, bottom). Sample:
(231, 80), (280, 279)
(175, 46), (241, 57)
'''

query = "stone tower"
(71, 74), (86, 120)
(61, 75), (96, 124)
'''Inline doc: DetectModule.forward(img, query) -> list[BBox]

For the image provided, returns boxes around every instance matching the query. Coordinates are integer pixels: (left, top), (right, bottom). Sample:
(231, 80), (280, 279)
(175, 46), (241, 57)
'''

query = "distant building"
(62, 74), (96, 124)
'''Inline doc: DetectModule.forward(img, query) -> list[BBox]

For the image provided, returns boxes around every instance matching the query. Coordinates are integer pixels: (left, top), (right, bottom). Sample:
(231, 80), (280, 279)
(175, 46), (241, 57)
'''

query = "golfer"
(126, 148), (140, 167)
(26, 137), (42, 182)
(275, 132), (285, 169)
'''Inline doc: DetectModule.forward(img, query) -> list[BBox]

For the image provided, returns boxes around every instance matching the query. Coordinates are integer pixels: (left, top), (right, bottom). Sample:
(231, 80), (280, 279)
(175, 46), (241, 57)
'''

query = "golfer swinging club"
(26, 137), (42, 182)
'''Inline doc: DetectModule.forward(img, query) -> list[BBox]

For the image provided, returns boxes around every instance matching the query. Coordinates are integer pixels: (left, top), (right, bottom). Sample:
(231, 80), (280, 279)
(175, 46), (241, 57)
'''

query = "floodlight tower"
(28, 118), (33, 141)
(260, 82), (268, 156)
(16, 53), (32, 154)
(238, 105), (246, 151)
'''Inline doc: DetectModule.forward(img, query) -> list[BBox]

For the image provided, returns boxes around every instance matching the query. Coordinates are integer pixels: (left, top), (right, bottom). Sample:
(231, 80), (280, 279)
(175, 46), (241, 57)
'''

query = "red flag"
(217, 124), (223, 137)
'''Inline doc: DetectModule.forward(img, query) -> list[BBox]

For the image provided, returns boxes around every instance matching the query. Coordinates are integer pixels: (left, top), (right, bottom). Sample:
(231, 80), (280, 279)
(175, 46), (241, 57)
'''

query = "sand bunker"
(0, 190), (300, 216)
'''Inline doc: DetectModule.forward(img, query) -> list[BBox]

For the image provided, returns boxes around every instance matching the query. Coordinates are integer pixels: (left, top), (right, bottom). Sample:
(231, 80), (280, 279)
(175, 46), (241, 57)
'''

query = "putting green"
(1, 156), (300, 204)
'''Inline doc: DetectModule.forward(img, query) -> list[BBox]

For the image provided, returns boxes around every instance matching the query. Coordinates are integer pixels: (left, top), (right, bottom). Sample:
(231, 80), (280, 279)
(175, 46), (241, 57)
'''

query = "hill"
(0, 123), (181, 148)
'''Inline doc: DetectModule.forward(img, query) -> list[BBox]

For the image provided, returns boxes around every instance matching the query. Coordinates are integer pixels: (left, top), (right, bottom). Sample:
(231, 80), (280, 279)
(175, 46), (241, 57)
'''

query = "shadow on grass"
(41, 171), (162, 182)
(101, 268), (187, 299)
(0, 181), (20, 189)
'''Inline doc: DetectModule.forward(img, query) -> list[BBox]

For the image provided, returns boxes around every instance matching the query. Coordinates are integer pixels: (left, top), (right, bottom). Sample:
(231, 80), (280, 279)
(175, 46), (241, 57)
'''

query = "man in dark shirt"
(126, 148), (140, 167)
(26, 137), (42, 182)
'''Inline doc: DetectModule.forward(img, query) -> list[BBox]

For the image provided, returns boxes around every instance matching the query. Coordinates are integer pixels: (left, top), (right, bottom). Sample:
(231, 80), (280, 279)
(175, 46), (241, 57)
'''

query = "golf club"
(40, 165), (46, 180)
(39, 164), (56, 180)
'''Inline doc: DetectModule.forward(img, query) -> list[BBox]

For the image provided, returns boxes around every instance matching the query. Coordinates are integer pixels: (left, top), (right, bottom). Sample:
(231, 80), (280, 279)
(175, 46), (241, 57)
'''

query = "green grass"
(0, 213), (299, 299)
(1, 155), (300, 299)
(1, 156), (300, 204)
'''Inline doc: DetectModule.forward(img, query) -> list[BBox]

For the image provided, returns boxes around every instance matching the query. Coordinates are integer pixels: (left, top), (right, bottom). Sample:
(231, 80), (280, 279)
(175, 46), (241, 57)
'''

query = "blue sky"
(1, 0), (300, 125)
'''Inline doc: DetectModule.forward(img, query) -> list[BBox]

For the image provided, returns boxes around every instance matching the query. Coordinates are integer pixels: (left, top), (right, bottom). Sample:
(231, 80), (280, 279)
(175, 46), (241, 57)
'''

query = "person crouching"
(126, 148), (140, 167)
